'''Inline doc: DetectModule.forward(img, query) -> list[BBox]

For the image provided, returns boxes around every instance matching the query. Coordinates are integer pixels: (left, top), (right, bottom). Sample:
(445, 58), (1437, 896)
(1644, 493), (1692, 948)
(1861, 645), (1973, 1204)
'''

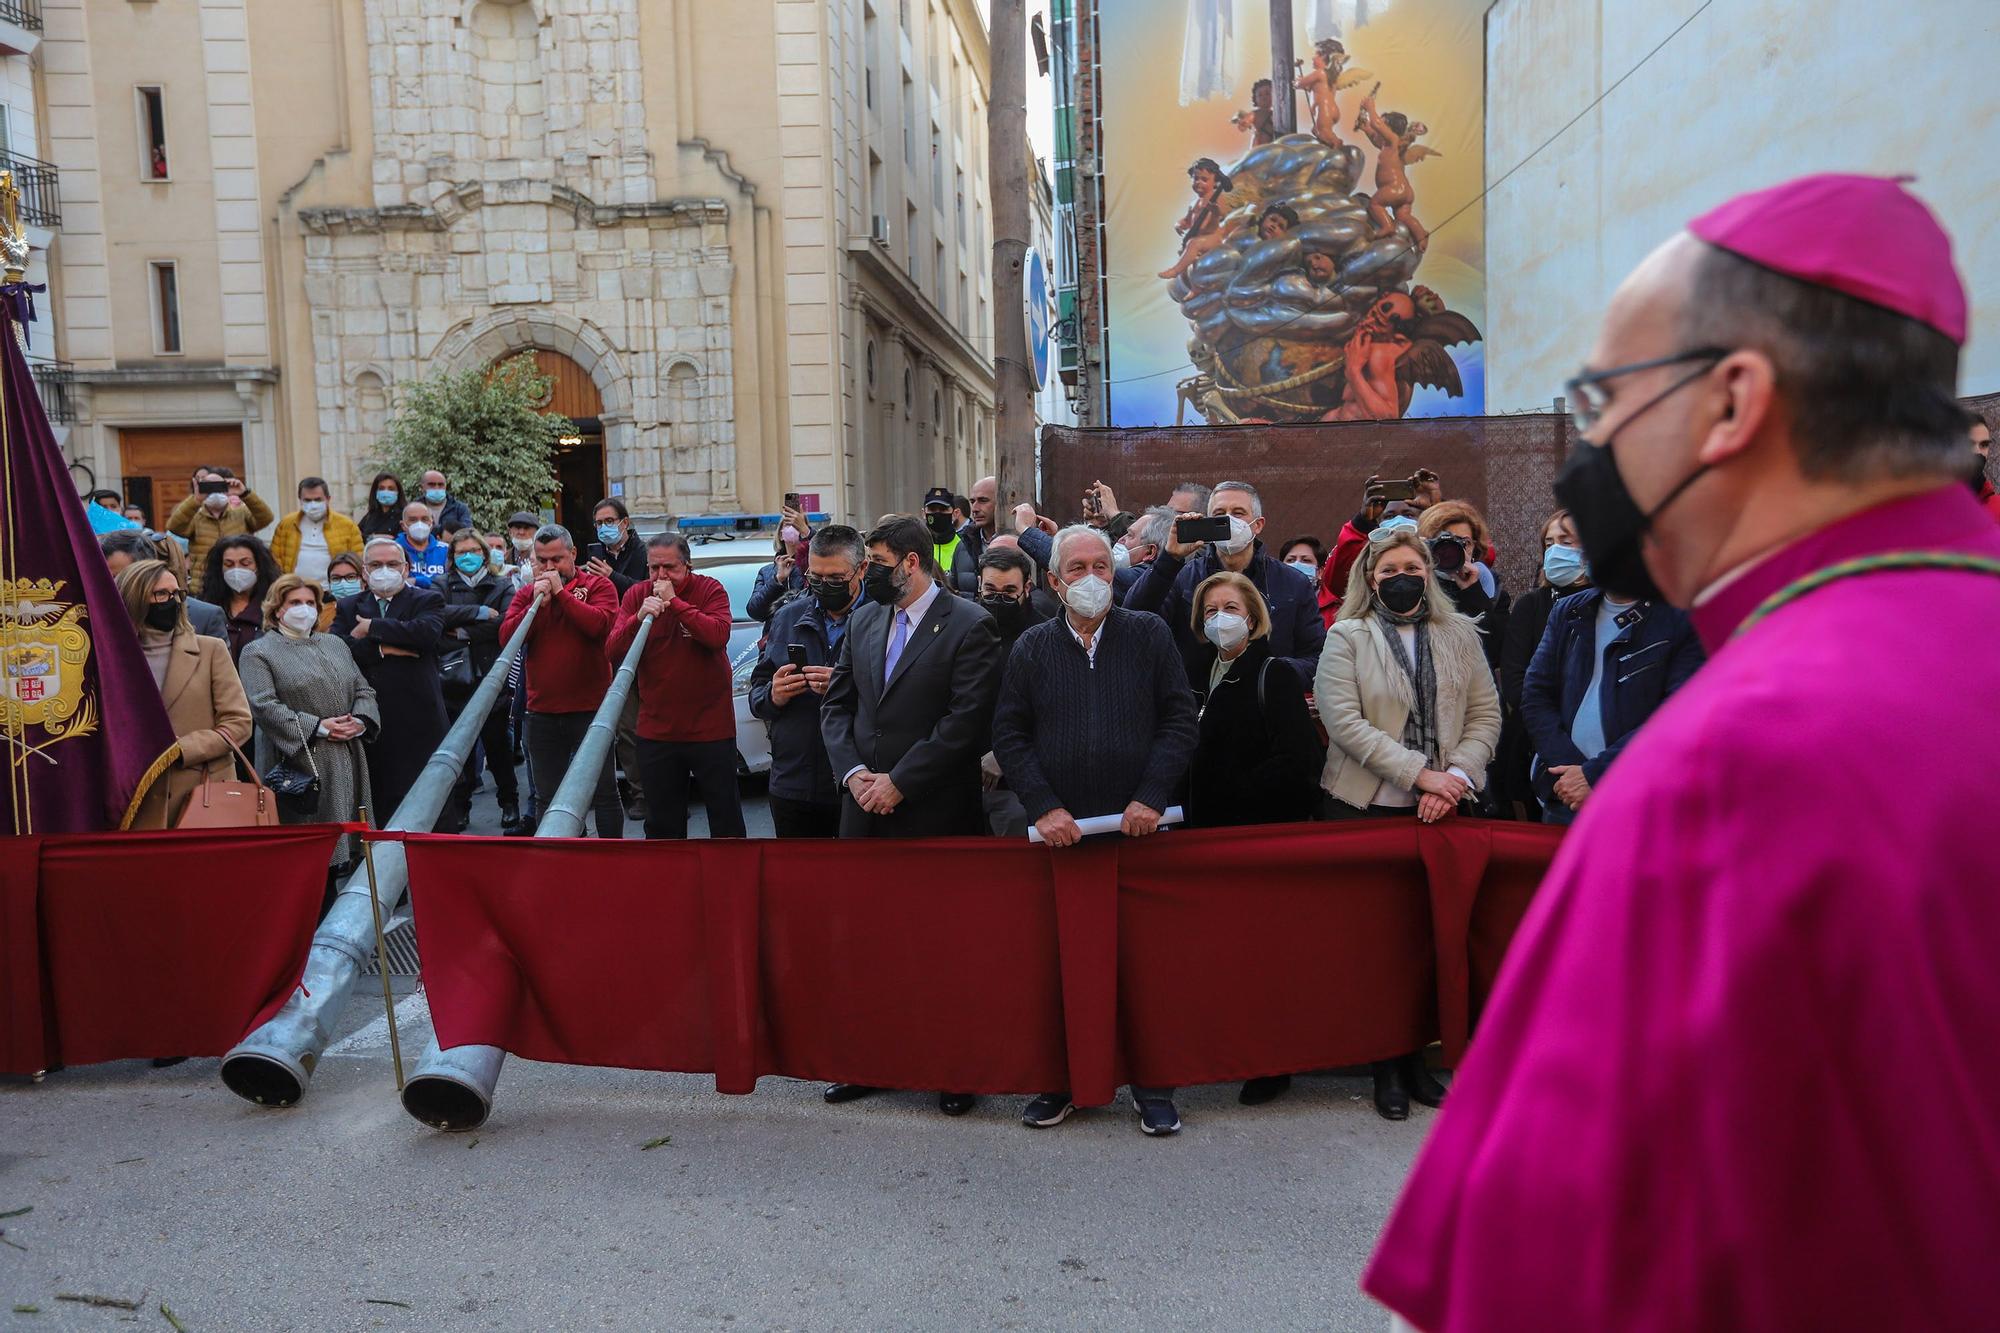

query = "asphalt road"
(2, 762), (1431, 1330)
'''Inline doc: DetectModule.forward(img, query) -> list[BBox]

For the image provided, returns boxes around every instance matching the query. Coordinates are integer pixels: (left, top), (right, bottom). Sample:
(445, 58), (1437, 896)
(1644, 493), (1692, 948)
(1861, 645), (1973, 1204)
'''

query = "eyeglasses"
(1564, 347), (1729, 435)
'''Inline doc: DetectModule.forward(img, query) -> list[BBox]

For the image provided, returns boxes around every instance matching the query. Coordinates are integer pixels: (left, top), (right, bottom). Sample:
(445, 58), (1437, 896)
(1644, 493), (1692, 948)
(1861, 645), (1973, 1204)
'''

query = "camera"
(1428, 534), (1469, 575)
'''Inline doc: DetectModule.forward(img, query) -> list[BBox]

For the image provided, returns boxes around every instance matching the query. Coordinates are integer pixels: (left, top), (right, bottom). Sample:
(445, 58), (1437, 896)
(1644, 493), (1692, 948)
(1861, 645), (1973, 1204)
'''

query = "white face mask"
(1059, 573), (1113, 619)
(279, 603), (319, 636)
(407, 522), (432, 545)
(367, 566), (405, 597)
(1203, 611), (1249, 652)
(221, 566), (258, 594)
(1111, 543), (1132, 571)
(511, 535), (534, 553)
(1216, 515), (1255, 556)
(301, 500), (328, 521)
(203, 492), (229, 513)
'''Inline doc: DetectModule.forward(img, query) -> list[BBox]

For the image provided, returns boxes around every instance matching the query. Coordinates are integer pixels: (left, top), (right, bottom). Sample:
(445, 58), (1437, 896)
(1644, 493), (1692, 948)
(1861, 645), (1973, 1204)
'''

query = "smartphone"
(197, 479), (230, 496)
(1375, 479), (1417, 502)
(584, 542), (609, 565)
(786, 643), (809, 671)
(1175, 514), (1232, 544)
(783, 492), (800, 511)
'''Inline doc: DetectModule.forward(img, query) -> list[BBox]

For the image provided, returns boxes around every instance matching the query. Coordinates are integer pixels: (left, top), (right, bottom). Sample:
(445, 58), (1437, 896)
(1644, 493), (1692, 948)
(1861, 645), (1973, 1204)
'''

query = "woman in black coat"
(358, 471), (407, 539)
(438, 529), (520, 832)
(1494, 509), (1590, 820)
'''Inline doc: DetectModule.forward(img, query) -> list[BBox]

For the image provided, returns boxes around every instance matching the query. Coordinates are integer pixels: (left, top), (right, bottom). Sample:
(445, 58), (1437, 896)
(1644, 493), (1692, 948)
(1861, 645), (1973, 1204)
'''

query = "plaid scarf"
(1376, 602), (1440, 768)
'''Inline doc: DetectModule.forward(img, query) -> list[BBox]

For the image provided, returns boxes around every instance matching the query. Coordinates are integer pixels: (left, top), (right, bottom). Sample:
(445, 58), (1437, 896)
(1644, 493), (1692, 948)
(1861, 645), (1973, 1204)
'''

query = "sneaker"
(1135, 1095), (1181, 1136)
(1020, 1092), (1075, 1128)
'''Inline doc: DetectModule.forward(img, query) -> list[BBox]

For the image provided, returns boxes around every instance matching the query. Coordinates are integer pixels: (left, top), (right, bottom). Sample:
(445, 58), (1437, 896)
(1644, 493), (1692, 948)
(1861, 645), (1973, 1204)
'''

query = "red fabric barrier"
(0, 826), (339, 1074)
(406, 820), (1563, 1103)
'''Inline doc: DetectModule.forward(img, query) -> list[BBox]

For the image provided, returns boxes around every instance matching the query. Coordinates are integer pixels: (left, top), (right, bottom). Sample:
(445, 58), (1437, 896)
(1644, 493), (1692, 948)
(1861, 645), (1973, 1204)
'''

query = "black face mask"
(808, 575), (857, 613)
(143, 599), (181, 632)
(863, 561), (905, 607)
(979, 594), (1027, 632)
(1375, 574), (1427, 615)
(925, 512), (957, 541)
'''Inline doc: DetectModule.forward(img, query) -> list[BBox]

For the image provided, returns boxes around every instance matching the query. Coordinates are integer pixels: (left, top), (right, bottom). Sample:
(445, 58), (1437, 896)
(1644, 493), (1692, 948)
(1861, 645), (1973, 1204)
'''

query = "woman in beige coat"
(117, 559), (254, 829)
(1313, 523), (1500, 1122)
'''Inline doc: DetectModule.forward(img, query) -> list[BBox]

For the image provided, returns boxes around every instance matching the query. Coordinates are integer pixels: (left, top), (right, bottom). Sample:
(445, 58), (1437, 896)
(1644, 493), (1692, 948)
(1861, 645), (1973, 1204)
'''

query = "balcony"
(0, 0), (40, 57)
(30, 358), (73, 424)
(0, 149), (59, 229)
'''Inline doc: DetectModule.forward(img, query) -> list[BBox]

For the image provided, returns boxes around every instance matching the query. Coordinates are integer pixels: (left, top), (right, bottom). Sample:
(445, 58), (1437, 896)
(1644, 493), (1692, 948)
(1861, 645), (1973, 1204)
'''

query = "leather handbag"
(261, 716), (322, 821)
(176, 737), (279, 829)
(439, 642), (476, 694)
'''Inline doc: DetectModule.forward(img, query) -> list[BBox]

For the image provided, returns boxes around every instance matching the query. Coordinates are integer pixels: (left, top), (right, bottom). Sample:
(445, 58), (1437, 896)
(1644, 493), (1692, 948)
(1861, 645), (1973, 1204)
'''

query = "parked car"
(690, 548), (774, 778)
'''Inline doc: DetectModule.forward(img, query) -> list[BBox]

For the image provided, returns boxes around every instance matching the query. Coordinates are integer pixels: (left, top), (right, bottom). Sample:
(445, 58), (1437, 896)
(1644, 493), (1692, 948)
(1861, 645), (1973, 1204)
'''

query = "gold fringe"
(117, 742), (183, 830)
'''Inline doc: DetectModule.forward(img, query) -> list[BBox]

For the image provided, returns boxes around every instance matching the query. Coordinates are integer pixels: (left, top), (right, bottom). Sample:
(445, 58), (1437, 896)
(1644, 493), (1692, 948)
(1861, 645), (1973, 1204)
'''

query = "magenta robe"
(1365, 485), (2000, 1331)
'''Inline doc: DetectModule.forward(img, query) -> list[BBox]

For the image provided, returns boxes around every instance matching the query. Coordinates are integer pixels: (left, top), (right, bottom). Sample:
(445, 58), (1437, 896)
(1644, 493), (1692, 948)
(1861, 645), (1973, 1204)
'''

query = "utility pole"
(989, 0), (1036, 520)
(1269, 0), (1298, 135)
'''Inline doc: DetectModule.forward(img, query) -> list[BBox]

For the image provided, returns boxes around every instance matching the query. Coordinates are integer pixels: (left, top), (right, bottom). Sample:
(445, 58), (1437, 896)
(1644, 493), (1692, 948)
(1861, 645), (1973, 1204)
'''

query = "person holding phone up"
(168, 466), (274, 596)
(748, 525), (867, 838)
(1319, 469), (1442, 626)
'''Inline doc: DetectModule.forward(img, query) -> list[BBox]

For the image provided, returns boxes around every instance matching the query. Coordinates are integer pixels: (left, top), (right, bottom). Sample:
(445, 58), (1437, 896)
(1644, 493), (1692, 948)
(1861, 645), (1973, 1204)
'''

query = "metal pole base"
(400, 1042), (505, 1131)
(218, 1045), (311, 1108)
(218, 899), (376, 1108)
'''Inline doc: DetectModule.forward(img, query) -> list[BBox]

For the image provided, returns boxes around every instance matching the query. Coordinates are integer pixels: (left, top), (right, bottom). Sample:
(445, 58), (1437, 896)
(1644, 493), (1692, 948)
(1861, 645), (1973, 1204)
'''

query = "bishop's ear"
(1695, 349), (1778, 469)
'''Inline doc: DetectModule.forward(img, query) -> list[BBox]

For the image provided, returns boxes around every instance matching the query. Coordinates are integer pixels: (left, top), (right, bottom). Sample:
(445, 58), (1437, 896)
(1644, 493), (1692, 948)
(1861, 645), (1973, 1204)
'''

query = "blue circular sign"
(1025, 249), (1051, 391)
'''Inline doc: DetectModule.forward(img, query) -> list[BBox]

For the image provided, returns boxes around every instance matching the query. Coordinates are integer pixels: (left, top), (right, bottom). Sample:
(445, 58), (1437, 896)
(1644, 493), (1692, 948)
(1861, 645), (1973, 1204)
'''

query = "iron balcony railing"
(0, 149), (59, 229)
(0, 0), (41, 34)
(30, 358), (73, 424)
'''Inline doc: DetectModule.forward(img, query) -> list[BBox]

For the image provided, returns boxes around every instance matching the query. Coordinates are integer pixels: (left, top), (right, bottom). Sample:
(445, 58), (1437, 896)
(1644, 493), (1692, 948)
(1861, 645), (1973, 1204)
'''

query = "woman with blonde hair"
(1315, 524), (1501, 1120)
(238, 575), (380, 888)
(116, 558), (254, 828)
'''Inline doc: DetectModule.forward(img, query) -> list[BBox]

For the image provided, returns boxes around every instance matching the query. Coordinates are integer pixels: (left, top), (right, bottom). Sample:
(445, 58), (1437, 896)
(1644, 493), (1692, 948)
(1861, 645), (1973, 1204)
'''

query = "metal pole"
(218, 596), (545, 1108)
(1270, 0), (1298, 135)
(989, 0), (1036, 518)
(357, 804), (405, 1091)
(400, 613), (656, 1131)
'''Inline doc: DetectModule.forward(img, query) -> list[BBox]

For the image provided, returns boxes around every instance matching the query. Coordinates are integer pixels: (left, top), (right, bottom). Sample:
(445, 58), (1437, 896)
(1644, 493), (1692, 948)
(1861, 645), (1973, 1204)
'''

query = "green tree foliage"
(376, 354), (570, 532)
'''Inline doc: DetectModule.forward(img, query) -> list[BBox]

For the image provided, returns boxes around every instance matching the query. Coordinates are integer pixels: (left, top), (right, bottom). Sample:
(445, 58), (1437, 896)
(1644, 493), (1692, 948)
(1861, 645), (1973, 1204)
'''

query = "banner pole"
(358, 804), (405, 1091)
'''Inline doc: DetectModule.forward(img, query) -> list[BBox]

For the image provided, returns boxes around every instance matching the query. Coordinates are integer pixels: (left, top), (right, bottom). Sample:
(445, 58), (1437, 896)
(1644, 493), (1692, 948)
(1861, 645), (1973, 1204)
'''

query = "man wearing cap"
(1366, 174), (2000, 1331)
(922, 486), (978, 595)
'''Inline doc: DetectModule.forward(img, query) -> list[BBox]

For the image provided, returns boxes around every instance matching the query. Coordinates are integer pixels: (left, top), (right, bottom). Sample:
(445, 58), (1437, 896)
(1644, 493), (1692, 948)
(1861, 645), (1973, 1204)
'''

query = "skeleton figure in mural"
(1294, 40), (1371, 149)
(1325, 287), (1476, 420)
(1229, 79), (1279, 148)
(1355, 90), (1439, 252)
(1158, 158), (1246, 281)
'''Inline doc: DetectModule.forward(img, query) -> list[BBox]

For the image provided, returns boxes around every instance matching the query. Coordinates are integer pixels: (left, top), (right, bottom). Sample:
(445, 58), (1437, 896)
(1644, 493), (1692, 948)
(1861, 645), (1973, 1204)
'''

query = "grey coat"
(237, 630), (382, 866)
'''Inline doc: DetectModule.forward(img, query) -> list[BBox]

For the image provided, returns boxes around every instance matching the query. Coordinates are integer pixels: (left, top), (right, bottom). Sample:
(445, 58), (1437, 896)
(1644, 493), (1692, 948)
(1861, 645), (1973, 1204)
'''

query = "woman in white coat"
(1314, 521), (1501, 1120)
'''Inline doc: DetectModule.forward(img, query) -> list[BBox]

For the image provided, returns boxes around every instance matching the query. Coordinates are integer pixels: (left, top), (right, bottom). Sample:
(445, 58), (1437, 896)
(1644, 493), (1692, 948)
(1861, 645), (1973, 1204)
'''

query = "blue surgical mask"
(596, 523), (622, 546)
(328, 577), (363, 599)
(1542, 543), (1589, 589)
(424, 487), (448, 505)
(454, 552), (487, 575)
(375, 489), (399, 508)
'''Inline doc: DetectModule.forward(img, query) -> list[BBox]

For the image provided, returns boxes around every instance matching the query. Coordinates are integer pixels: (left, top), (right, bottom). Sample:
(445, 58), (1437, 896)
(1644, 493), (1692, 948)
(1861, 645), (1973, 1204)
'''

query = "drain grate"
(360, 918), (423, 977)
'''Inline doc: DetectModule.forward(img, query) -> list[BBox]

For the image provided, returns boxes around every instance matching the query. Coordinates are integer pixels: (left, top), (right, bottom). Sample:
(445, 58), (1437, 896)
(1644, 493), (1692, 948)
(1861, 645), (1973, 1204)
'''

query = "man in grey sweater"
(990, 524), (1198, 1137)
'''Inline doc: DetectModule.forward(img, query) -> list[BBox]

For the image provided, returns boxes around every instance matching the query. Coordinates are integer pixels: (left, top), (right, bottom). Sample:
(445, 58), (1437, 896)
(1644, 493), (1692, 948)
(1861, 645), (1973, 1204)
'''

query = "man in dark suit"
(822, 515), (1003, 840)
(334, 537), (449, 823)
(818, 515), (1003, 1117)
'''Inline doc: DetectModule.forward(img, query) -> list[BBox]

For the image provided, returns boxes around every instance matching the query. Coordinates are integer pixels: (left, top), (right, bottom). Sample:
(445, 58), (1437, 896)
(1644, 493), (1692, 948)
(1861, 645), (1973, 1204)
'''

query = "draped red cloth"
(405, 820), (1561, 1101)
(0, 826), (338, 1074)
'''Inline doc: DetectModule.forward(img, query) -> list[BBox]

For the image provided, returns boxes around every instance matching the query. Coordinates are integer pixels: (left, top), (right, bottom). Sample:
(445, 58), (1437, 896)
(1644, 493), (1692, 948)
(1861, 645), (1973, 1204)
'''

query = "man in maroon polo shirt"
(499, 523), (624, 838)
(607, 533), (745, 838)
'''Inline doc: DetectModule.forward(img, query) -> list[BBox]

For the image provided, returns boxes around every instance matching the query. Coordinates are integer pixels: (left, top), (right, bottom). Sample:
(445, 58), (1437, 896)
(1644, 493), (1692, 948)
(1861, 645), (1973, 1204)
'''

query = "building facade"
(36, 0), (994, 530)
(0, 4), (67, 456)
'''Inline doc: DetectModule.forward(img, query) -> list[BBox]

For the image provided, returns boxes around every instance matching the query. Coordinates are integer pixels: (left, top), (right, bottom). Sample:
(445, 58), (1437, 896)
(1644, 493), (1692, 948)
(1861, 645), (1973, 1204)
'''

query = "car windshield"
(698, 559), (768, 621)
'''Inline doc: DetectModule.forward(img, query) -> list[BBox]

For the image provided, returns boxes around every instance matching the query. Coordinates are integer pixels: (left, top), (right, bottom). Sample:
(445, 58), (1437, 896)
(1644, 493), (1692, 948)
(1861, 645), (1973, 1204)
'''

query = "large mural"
(1103, 0), (1486, 426)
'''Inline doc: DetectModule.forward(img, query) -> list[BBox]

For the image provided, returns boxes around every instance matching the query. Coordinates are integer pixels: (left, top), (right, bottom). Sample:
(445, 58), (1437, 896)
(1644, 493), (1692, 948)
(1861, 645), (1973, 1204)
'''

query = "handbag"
(176, 737), (279, 829)
(261, 716), (323, 821)
(439, 642), (476, 693)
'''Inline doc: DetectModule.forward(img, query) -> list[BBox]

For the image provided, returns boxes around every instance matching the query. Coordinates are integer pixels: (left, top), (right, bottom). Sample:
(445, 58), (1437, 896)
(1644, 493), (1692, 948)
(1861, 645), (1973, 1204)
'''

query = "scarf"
(1376, 599), (1440, 768)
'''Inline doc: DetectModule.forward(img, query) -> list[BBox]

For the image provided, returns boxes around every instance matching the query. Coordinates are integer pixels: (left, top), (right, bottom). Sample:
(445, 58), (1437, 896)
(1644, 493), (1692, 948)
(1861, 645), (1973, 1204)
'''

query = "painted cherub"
(1159, 157), (1236, 281)
(1229, 79), (1278, 147)
(1295, 39), (1370, 148)
(1325, 287), (1479, 420)
(1355, 92), (1439, 252)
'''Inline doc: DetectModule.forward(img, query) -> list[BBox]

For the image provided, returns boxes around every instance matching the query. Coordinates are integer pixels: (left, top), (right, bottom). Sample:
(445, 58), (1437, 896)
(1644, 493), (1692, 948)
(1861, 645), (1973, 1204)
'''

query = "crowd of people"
(91, 405), (1999, 1134)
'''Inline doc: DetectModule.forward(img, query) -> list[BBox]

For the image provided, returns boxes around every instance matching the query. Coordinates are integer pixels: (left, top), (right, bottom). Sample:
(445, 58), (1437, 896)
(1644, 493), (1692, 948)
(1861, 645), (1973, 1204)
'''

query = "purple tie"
(884, 609), (910, 684)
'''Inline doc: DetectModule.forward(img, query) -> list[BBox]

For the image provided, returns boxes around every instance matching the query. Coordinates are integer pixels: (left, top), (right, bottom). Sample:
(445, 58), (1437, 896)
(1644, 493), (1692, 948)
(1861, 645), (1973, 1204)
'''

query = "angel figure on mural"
(1295, 39), (1370, 148)
(1159, 158), (1243, 281)
(1324, 288), (1478, 420)
(1230, 79), (1279, 147)
(1356, 91), (1439, 252)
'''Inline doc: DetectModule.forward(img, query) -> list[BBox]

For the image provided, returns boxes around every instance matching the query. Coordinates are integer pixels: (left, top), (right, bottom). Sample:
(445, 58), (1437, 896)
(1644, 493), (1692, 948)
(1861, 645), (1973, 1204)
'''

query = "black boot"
(499, 798), (520, 829)
(1371, 1060), (1409, 1121)
(1399, 1053), (1448, 1109)
(1239, 1073), (1292, 1106)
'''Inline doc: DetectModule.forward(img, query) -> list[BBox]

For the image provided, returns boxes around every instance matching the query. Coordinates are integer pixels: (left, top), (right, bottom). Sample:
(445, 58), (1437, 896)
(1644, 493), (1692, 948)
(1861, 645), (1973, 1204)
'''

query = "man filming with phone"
(1124, 479), (1326, 688)
(748, 525), (866, 839)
